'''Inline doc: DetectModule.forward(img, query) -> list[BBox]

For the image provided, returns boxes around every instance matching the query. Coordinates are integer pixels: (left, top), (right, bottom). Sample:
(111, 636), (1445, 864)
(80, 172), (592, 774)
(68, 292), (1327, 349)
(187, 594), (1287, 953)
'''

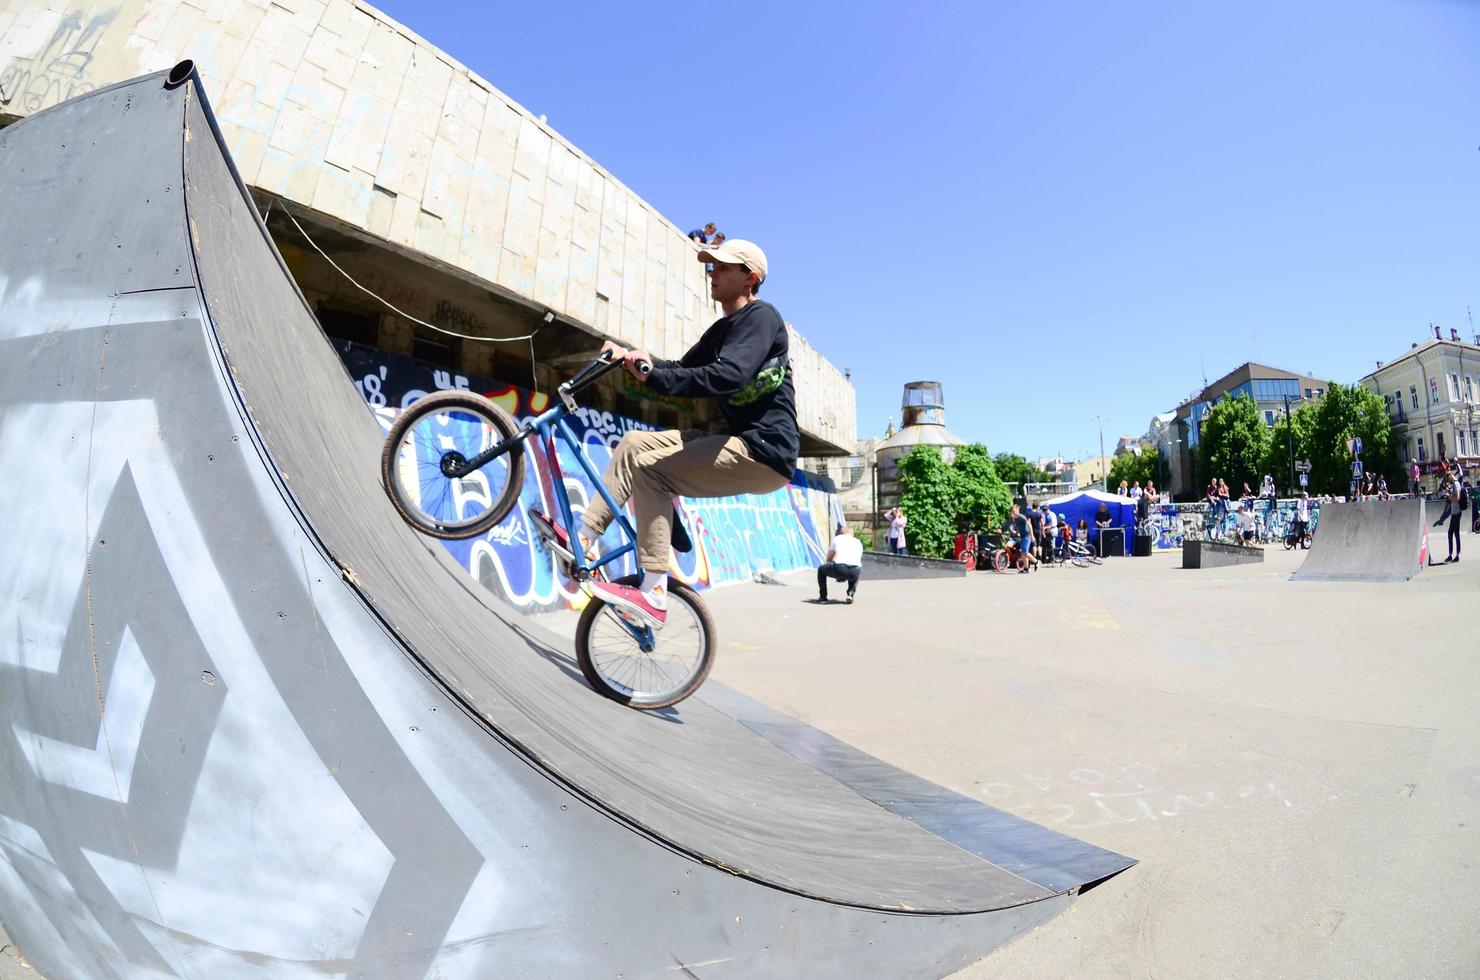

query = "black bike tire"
(380, 389), (526, 540)
(575, 575), (715, 710)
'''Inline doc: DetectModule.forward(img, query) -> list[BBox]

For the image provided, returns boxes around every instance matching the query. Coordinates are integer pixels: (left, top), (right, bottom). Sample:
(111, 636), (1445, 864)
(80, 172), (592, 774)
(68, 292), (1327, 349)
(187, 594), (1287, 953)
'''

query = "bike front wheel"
(576, 576), (716, 710)
(381, 390), (527, 539)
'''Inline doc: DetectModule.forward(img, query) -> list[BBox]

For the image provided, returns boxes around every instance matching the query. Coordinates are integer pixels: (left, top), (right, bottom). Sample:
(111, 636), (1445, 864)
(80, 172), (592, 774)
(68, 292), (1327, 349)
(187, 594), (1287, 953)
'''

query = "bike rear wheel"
(992, 549), (1011, 573)
(381, 390), (526, 539)
(576, 575), (715, 710)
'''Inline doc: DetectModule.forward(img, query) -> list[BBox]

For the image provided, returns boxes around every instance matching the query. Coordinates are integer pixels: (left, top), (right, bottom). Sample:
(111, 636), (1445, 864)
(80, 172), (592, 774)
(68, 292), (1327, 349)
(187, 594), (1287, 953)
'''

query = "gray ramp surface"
(1291, 499), (1428, 582)
(0, 69), (1131, 978)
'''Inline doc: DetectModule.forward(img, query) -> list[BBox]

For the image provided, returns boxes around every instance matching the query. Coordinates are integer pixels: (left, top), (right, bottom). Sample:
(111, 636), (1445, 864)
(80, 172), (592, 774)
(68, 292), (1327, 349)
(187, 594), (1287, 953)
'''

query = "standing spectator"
(1441, 472), (1463, 562)
(1130, 481), (1144, 502)
(1409, 459), (1421, 496)
(885, 506), (909, 556)
(1026, 503), (1044, 562)
(1376, 474), (1389, 499)
(710, 231), (727, 248)
(688, 222), (717, 244)
(1117, 479), (1129, 496)
(1136, 483), (1151, 529)
(1145, 481), (1159, 505)
(1293, 491), (1311, 542)
(817, 524), (863, 602)
(1039, 504), (1058, 562)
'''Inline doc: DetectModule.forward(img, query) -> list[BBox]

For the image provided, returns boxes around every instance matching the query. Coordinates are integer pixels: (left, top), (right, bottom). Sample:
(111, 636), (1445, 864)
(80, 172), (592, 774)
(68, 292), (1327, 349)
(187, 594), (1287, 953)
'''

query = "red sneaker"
(589, 581), (667, 629)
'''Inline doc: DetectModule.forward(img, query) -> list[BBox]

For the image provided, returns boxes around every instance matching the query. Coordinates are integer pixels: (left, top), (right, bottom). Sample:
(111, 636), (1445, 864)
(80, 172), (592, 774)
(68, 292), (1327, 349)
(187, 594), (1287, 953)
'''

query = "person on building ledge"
(580, 239), (797, 628)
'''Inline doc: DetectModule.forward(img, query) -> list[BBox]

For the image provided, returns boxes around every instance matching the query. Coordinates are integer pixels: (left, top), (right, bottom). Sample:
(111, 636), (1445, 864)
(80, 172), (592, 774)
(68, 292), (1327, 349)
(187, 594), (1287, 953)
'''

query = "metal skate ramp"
(1290, 498), (1429, 582)
(0, 67), (1132, 978)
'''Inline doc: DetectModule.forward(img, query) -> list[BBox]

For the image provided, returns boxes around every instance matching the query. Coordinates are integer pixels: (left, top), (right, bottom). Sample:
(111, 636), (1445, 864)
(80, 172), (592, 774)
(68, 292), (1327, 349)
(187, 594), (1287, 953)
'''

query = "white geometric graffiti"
(13, 625), (154, 804)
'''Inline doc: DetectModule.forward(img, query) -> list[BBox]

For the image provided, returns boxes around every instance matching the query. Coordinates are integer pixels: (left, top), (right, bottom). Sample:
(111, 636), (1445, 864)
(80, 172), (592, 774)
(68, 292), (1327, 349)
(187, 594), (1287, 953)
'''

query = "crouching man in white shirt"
(817, 524), (864, 604)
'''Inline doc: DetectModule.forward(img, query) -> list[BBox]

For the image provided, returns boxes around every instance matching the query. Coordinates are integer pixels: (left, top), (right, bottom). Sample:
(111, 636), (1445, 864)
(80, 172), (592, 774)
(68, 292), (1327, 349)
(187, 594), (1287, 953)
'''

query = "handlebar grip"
(635, 359), (652, 376)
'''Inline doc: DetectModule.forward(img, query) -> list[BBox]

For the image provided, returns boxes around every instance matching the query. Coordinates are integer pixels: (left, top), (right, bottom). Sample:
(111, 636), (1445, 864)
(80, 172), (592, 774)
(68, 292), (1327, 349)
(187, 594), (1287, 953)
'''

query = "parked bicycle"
(380, 351), (714, 710)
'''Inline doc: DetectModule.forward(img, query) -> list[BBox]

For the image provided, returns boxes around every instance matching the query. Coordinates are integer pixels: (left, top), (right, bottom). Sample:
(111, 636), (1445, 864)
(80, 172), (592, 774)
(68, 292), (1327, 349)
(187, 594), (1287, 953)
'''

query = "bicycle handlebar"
(564, 350), (651, 396)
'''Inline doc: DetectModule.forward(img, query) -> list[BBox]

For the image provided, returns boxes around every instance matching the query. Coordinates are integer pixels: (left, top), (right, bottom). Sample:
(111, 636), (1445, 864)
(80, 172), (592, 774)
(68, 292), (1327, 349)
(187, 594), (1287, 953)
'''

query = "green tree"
(898, 446), (960, 558)
(1260, 403), (1316, 495)
(897, 443), (1015, 557)
(951, 443), (1014, 534)
(1302, 382), (1399, 495)
(1106, 448), (1159, 492)
(1196, 393), (1270, 493)
(992, 452), (1049, 491)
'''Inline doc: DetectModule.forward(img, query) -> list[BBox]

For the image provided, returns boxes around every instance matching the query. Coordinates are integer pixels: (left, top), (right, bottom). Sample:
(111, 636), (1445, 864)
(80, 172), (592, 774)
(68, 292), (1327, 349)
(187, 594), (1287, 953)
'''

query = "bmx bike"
(379, 351), (714, 710)
(991, 535), (1036, 573)
(1064, 536), (1103, 567)
(1282, 522), (1313, 550)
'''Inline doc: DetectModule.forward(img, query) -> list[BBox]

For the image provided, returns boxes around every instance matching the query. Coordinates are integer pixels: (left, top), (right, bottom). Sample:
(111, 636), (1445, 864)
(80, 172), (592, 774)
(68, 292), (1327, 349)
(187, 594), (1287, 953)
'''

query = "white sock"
(640, 570), (667, 606)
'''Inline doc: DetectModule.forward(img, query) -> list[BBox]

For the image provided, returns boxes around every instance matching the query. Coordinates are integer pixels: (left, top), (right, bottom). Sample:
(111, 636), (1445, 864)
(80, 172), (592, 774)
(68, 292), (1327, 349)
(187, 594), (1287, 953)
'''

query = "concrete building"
(875, 381), (965, 515)
(1359, 326), (1480, 480)
(1166, 362), (1328, 498)
(1074, 454), (1113, 491)
(0, 0), (854, 455)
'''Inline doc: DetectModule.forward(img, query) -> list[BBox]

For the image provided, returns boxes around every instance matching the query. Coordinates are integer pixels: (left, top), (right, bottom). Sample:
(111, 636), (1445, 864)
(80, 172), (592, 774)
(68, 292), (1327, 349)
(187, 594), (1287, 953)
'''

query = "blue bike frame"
(524, 397), (639, 581)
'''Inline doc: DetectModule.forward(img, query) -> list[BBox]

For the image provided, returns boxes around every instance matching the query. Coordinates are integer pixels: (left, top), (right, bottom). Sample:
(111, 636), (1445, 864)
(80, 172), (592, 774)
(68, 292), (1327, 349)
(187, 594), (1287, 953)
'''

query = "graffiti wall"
(337, 342), (840, 611)
(1140, 499), (1324, 549)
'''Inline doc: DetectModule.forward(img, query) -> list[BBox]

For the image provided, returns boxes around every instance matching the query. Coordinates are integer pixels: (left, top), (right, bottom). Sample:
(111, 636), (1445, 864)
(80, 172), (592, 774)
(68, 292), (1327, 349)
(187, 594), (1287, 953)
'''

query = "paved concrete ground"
(0, 926), (34, 980)
(7, 545), (1475, 978)
(699, 545), (1480, 979)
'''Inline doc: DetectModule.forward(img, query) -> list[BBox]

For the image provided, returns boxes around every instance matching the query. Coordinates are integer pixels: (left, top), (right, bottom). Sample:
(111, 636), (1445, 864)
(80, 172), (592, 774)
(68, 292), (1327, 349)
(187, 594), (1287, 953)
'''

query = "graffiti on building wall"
(0, 5), (116, 113)
(338, 342), (839, 611)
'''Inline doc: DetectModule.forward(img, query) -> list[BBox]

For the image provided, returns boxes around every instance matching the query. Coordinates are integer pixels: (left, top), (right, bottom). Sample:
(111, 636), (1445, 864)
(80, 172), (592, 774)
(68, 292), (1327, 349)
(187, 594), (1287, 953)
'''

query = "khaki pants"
(581, 429), (790, 572)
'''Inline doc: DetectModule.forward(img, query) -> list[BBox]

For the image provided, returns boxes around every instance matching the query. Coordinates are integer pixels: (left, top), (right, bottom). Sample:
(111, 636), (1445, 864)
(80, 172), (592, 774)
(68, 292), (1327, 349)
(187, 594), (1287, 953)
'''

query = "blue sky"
(374, 0), (1480, 462)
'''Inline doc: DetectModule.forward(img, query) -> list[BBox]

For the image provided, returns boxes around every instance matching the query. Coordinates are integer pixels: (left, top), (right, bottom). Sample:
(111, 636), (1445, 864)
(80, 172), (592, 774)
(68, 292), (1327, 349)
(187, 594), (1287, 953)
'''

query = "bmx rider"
(580, 239), (798, 627)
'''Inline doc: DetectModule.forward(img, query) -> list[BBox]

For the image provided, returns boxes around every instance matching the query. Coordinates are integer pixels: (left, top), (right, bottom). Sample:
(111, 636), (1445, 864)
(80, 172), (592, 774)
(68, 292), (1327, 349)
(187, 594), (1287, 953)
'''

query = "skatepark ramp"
(0, 66), (1132, 978)
(1290, 499), (1429, 583)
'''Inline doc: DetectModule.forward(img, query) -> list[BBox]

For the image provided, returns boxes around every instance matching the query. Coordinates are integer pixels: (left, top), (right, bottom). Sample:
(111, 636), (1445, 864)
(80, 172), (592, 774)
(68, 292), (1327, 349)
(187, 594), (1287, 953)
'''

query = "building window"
(1472, 429), (1479, 454)
(1315, 388), (1323, 398)
(1401, 441), (1410, 463)
(1438, 429), (1447, 459)
(1466, 375), (1475, 402)
(412, 326), (461, 370)
(1461, 430), (1470, 456)
(1410, 385), (1419, 411)
(1418, 437), (1426, 461)
(1264, 410), (1275, 426)
(1449, 373), (1461, 401)
(1305, 387), (1313, 399)
(316, 301), (380, 347)
(1430, 377), (1441, 404)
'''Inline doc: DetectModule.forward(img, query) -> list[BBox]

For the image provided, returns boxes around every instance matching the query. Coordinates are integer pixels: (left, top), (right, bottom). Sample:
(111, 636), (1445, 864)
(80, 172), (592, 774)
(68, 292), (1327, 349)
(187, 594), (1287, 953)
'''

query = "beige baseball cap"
(698, 239), (767, 282)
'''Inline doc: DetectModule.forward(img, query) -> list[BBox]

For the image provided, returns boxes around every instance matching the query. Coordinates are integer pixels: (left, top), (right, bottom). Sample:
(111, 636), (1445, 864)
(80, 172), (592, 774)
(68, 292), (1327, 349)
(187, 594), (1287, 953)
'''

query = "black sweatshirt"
(645, 300), (800, 479)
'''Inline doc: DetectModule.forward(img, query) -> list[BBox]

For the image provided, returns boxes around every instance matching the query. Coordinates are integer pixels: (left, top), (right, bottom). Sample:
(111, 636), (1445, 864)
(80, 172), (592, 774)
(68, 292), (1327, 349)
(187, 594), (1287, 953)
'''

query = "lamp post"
(1094, 415), (1107, 492)
(1282, 393), (1302, 493)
